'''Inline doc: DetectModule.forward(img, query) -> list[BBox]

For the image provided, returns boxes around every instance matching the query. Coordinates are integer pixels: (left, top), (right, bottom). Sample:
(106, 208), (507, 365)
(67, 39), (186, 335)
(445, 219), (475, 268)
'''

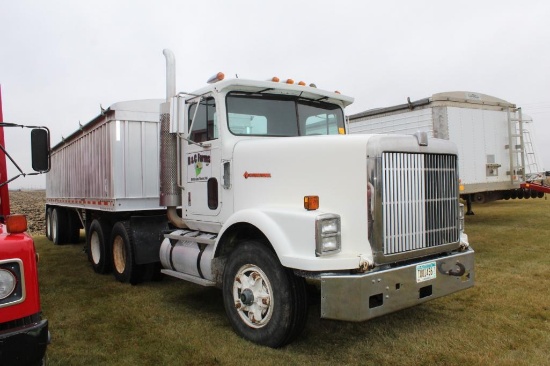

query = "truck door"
(184, 96), (222, 217)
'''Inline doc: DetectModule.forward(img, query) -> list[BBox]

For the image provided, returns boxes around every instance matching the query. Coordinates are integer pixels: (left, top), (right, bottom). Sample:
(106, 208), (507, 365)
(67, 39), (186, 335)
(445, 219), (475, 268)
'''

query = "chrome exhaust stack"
(160, 49), (186, 228)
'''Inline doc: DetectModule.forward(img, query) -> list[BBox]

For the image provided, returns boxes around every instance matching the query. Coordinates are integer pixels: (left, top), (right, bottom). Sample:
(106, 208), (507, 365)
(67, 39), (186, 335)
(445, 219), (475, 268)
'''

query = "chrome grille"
(381, 152), (459, 255)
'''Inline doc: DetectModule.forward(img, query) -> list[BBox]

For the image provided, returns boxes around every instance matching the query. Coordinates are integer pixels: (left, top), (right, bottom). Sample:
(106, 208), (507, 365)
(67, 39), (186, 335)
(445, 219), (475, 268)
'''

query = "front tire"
(222, 241), (308, 348)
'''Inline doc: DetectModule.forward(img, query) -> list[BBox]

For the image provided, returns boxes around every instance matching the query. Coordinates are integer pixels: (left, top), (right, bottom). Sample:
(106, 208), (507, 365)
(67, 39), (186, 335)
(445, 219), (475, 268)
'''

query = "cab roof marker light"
(286, 79), (294, 84)
(207, 72), (225, 84)
(270, 77), (280, 82)
(298, 81), (306, 86)
(309, 83), (317, 88)
(334, 90), (341, 94)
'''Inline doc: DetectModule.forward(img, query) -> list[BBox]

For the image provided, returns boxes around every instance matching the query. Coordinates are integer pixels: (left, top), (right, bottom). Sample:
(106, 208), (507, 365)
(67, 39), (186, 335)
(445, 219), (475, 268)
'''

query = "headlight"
(458, 203), (465, 232)
(0, 269), (17, 300)
(315, 214), (341, 256)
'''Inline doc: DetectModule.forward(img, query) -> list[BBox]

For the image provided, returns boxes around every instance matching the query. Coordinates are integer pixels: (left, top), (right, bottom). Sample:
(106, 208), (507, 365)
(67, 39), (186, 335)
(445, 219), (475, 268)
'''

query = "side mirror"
(31, 128), (50, 172)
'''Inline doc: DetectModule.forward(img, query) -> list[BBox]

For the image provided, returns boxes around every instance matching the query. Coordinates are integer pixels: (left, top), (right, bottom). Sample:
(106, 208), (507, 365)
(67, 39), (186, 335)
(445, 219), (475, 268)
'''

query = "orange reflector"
(304, 196), (319, 211)
(286, 79), (294, 84)
(6, 215), (28, 234)
(271, 76), (280, 82)
(298, 81), (306, 86)
(207, 72), (225, 84)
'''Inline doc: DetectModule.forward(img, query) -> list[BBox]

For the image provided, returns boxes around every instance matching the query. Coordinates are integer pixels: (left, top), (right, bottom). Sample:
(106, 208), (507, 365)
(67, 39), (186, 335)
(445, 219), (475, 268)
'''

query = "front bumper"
(0, 319), (49, 365)
(321, 249), (474, 321)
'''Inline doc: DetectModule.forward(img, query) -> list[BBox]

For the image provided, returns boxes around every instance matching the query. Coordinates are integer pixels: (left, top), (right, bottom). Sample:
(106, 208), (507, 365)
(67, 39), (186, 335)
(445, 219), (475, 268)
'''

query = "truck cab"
(0, 216), (49, 366)
(176, 78), (351, 230)
(158, 62), (474, 347)
(0, 89), (50, 365)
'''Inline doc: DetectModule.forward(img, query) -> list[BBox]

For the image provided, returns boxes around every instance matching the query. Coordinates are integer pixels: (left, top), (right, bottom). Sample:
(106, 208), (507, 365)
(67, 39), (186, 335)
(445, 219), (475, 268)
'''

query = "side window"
(305, 113), (339, 135)
(188, 97), (217, 143)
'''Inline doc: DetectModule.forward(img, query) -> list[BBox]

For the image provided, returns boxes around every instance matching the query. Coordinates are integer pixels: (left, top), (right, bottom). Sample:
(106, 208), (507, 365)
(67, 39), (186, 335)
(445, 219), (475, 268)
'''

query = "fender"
(216, 207), (362, 272)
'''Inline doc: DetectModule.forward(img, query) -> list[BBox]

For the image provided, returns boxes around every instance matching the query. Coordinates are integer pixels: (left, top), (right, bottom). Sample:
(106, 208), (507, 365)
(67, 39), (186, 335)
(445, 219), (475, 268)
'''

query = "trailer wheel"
(111, 221), (143, 285)
(51, 207), (68, 245)
(45, 207), (53, 241)
(222, 241), (308, 348)
(473, 192), (486, 204)
(87, 219), (112, 274)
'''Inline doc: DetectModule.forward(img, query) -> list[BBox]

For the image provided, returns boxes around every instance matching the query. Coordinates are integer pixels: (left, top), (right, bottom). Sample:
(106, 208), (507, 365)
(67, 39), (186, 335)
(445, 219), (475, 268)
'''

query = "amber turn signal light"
(207, 72), (225, 84)
(6, 214), (28, 234)
(304, 196), (319, 211)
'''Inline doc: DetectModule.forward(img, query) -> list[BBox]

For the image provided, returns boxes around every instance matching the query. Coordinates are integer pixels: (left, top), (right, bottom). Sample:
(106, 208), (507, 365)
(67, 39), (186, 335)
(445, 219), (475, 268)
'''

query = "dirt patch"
(6, 190), (45, 235)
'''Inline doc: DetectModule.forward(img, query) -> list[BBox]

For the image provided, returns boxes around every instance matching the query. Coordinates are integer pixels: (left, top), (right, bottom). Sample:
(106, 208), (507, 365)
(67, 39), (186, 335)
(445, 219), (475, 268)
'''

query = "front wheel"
(222, 241), (308, 348)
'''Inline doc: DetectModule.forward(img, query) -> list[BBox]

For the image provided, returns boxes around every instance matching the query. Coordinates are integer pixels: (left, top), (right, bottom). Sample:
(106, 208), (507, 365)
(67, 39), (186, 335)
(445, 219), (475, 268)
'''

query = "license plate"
(416, 262), (436, 283)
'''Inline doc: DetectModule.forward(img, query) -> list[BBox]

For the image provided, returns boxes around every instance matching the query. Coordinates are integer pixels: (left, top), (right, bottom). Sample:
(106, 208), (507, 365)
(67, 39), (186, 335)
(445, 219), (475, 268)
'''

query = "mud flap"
(130, 215), (169, 265)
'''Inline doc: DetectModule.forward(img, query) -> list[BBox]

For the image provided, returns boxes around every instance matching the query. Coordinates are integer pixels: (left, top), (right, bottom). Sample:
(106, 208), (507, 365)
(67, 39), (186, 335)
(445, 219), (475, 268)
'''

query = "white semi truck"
(347, 91), (549, 214)
(45, 50), (474, 347)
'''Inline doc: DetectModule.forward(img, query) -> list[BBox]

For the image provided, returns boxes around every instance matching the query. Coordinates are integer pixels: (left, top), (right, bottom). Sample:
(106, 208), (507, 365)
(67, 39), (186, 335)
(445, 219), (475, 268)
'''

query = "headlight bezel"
(315, 213), (341, 257)
(0, 259), (25, 308)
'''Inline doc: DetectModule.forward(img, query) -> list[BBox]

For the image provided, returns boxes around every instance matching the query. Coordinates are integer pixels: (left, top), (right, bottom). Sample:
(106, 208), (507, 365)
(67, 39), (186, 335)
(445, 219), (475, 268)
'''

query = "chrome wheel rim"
(232, 264), (273, 328)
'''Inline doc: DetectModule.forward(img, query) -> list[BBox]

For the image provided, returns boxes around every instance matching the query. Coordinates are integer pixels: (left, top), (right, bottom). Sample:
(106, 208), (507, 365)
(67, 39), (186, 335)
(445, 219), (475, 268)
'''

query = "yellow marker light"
(338, 127), (345, 135)
(298, 81), (306, 86)
(304, 196), (319, 211)
(206, 72), (225, 84)
(6, 214), (28, 234)
(286, 79), (294, 84)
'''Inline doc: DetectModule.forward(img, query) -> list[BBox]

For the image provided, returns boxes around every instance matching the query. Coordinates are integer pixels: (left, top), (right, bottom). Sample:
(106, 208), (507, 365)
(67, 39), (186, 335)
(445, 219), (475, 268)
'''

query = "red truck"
(0, 86), (50, 365)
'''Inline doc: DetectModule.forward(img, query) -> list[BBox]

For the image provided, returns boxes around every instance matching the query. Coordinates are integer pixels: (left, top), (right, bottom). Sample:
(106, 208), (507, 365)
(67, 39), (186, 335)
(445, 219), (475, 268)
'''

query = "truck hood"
(232, 134), (374, 253)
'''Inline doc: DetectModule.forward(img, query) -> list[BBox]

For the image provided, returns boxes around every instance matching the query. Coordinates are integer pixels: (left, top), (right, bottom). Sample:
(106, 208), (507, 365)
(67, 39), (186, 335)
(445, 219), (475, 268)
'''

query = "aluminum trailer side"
(45, 99), (169, 276)
(46, 99), (164, 211)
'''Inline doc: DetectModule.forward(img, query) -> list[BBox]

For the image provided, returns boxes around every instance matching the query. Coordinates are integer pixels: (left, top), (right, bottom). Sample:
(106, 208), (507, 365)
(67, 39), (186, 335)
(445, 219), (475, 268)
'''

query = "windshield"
(226, 93), (345, 137)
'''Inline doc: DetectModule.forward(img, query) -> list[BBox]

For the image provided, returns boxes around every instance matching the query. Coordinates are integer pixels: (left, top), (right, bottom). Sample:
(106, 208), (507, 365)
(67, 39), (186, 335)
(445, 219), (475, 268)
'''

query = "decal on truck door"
(187, 152), (212, 182)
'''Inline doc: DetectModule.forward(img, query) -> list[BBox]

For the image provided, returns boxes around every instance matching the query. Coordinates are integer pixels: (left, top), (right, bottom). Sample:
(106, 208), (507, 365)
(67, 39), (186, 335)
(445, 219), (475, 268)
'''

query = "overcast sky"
(1, 0), (549, 189)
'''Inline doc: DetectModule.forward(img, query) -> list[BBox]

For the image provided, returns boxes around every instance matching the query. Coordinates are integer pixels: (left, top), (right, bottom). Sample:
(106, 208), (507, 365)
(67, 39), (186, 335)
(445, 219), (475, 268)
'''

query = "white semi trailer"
(46, 51), (474, 347)
(348, 91), (548, 214)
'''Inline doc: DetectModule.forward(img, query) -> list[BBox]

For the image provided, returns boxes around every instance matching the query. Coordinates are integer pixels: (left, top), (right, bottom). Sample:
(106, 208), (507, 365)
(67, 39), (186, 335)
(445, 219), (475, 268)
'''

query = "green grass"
(36, 198), (550, 365)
